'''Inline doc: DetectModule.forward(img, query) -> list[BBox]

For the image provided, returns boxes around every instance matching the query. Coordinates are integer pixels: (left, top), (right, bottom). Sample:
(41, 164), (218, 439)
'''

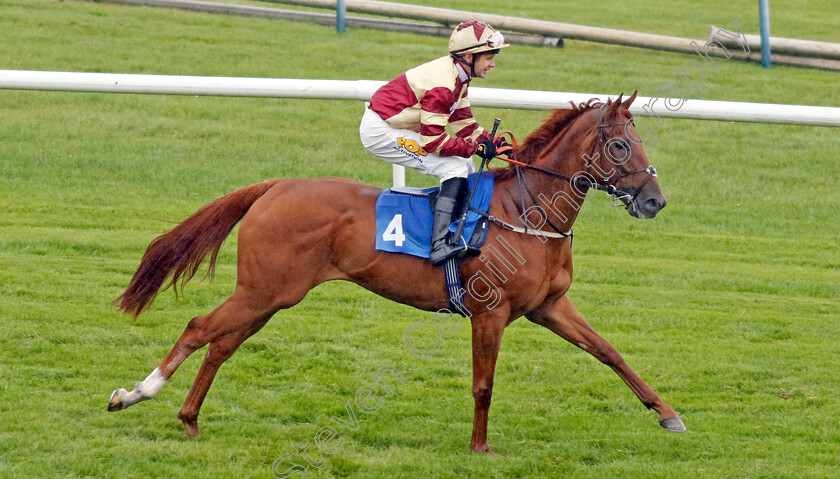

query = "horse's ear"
(622, 91), (638, 109)
(610, 93), (624, 114)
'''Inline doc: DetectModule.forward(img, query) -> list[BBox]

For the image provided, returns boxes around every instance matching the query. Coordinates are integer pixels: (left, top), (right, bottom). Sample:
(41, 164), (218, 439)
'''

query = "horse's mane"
(492, 99), (603, 181)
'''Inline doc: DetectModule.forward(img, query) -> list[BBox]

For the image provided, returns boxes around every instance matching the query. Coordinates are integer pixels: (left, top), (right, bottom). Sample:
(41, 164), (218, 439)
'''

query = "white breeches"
(360, 104), (475, 184)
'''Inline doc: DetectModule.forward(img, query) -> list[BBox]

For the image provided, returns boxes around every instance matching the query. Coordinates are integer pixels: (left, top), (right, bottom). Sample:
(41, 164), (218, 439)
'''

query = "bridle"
(491, 103), (658, 237)
(593, 103), (658, 208)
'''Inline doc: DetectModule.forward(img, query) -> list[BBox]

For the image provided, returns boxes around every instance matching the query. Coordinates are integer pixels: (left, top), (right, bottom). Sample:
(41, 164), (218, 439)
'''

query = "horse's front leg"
(468, 308), (510, 455)
(526, 294), (685, 432)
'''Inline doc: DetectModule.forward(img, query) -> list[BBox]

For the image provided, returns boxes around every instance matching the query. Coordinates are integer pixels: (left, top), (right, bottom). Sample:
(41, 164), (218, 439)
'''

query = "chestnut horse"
(108, 93), (684, 454)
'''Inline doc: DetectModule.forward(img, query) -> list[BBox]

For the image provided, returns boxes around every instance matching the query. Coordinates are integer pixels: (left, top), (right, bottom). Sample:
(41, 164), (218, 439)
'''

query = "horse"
(107, 92), (684, 454)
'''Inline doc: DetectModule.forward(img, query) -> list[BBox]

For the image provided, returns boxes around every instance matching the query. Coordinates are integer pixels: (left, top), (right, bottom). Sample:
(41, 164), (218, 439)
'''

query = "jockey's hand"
(493, 136), (513, 156)
(493, 136), (510, 149)
(475, 140), (497, 160)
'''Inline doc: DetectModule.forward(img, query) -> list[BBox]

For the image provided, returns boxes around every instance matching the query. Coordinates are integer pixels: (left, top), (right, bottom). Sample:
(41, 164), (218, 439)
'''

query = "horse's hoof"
(108, 388), (127, 412)
(659, 415), (686, 432)
(182, 419), (200, 437)
(471, 444), (500, 456)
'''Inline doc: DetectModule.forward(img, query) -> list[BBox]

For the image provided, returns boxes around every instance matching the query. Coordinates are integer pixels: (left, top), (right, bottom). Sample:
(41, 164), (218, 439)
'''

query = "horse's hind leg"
(107, 288), (280, 423)
(526, 294), (685, 432)
(107, 312), (215, 412)
(175, 297), (278, 436)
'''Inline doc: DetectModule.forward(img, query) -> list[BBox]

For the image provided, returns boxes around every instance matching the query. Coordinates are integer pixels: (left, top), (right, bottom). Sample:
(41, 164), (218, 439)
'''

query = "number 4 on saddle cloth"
(375, 172), (494, 259)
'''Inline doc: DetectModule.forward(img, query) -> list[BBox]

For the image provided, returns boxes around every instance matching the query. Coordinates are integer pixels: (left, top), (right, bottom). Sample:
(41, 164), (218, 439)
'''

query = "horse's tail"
(114, 180), (283, 318)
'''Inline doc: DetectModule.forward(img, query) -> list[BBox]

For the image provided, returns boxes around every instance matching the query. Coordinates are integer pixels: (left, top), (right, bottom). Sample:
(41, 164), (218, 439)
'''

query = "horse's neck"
(495, 131), (591, 235)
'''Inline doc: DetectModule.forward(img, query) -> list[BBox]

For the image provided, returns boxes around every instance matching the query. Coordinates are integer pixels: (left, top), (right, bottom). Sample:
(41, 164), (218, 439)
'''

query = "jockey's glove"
(475, 140), (497, 160)
(493, 136), (511, 149)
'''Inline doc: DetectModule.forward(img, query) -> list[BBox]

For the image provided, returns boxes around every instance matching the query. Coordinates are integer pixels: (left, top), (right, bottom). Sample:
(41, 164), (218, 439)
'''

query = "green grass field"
(1, 1), (839, 477)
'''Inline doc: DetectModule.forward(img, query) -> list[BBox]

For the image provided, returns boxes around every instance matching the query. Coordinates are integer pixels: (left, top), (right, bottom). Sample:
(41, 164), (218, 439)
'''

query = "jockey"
(360, 20), (510, 266)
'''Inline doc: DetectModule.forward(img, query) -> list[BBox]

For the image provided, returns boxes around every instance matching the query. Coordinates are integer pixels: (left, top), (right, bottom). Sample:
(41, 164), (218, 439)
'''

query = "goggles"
(487, 31), (505, 48)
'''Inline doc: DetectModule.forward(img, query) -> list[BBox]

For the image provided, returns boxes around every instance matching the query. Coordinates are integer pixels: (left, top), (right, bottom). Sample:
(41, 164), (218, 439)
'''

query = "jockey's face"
(466, 53), (496, 79)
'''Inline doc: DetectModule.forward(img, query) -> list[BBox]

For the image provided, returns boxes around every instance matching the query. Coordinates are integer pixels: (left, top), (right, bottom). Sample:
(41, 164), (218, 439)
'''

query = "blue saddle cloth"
(375, 172), (494, 258)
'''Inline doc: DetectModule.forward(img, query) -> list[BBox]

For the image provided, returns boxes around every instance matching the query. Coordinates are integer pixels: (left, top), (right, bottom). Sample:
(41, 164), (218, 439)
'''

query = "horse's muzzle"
(629, 191), (667, 219)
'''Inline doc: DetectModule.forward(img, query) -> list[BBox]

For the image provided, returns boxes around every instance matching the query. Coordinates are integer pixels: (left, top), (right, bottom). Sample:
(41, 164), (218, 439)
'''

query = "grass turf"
(0, 1), (838, 477)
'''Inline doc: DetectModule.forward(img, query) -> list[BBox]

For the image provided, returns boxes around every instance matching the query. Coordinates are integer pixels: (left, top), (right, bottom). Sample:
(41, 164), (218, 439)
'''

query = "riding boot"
(429, 177), (468, 266)
(451, 180), (482, 261)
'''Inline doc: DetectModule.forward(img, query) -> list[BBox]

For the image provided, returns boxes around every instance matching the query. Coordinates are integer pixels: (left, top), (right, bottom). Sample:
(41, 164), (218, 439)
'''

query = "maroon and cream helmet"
(448, 21), (509, 56)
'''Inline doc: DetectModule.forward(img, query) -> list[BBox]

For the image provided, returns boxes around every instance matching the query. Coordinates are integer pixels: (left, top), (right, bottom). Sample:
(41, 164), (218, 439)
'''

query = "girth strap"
(444, 257), (467, 316)
(468, 207), (572, 239)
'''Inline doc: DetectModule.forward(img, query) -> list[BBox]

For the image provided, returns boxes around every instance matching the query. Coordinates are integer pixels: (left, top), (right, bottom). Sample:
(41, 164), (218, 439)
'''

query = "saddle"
(374, 172), (494, 259)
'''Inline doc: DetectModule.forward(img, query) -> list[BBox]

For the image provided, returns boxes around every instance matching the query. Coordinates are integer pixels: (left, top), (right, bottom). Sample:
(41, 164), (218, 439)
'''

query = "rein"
(495, 124), (657, 204)
(486, 105), (658, 239)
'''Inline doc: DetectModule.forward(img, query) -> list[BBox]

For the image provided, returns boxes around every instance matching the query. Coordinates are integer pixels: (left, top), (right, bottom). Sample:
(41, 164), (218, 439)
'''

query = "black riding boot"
(429, 177), (470, 266)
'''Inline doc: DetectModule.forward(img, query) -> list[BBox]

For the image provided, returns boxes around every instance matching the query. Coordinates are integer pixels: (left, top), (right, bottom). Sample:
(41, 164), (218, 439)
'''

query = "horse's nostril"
(645, 197), (665, 212)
